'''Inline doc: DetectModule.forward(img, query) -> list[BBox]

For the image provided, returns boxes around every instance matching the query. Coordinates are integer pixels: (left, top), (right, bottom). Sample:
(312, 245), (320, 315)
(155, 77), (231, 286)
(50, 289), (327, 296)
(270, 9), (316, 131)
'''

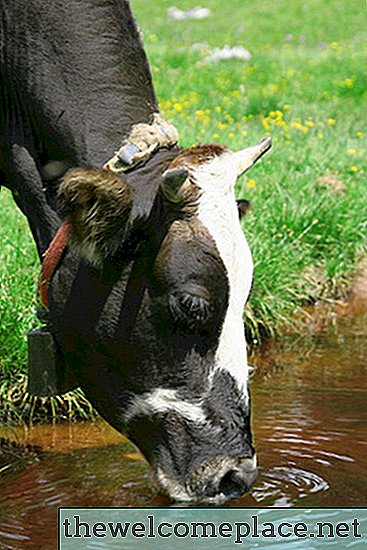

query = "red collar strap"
(38, 221), (71, 309)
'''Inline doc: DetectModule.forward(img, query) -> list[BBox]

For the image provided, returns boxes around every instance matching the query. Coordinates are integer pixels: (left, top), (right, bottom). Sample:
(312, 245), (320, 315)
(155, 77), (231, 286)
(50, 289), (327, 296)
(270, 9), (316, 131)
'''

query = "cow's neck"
(57, 0), (159, 166)
(13, 0), (159, 167)
(3, 0), (161, 256)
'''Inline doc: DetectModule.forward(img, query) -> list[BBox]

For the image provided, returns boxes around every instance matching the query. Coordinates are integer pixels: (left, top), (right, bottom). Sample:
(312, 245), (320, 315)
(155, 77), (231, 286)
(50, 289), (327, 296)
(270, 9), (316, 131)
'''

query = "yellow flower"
(241, 129), (248, 137)
(344, 78), (354, 88)
(230, 90), (240, 98)
(269, 84), (279, 94)
(217, 122), (228, 130)
(291, 122), (303, 131)
(351, 166), (359, 172)
(247, 179), (256, 189)
(305, 120), (314, 128)
(317, 133), (324, 139)
(213, 133), (220, 140)
(195, 109), (211, 125)
(327, 118), (336, 126)
(225, 114), (234, 124)
(347, 148), (356, 155)
(356, 131), (364, 138)
(173, 103), (183, 112)
(283, 104), (291, 111)
(228, 132), (235, 140)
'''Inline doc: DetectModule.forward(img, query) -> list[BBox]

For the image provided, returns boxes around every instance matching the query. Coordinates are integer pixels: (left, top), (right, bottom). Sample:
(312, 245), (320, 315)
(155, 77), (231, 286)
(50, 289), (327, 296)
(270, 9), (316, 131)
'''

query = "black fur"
(0, 0), (158, 254)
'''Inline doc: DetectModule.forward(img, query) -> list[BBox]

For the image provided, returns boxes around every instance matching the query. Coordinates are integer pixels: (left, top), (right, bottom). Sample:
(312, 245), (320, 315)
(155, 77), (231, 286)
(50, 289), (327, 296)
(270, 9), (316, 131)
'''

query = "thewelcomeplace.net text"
(61, 514), (362, 543)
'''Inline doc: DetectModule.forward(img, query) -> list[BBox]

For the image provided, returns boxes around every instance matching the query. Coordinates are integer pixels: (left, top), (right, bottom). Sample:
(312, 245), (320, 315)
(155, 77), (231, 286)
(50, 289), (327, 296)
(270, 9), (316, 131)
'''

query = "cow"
(0, 0), (271, 503)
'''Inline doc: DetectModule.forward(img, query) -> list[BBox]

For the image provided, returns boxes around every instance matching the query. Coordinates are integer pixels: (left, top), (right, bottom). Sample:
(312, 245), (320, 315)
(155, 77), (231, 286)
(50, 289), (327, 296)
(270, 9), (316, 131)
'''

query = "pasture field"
(1, 0), (366, 420)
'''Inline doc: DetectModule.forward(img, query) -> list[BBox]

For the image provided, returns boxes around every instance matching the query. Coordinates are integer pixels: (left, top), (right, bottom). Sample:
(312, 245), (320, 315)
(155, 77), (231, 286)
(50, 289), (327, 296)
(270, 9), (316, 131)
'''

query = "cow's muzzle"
(156, 454), (258, 504)
(217, 463), (258, 500)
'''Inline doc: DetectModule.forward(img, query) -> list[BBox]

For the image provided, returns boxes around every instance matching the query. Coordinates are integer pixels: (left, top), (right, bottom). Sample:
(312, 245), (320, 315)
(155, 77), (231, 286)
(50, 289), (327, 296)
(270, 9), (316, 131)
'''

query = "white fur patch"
(193, 152), (253, 398)
(124, 388), (207, 423)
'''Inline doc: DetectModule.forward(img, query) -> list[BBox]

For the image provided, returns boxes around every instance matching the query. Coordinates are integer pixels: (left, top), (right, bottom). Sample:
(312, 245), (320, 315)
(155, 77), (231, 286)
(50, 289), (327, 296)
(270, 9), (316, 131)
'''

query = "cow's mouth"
(155, 454), (258, 504)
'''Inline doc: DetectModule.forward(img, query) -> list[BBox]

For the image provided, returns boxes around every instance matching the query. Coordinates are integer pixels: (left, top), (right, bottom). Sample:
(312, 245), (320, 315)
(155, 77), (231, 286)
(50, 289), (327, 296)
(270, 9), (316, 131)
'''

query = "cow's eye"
(168, 292), (211, 326)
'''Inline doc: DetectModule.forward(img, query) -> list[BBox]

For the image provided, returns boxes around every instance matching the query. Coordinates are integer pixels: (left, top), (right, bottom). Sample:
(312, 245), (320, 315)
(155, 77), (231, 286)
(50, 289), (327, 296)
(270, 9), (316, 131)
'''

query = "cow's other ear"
(236, 199), (251, 219)
(59, 168), (132, 265)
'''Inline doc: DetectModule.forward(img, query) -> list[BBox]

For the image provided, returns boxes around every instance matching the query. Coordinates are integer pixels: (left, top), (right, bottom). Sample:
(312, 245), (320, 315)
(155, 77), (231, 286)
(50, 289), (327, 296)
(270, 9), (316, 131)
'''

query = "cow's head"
(58, 137), (270, 504)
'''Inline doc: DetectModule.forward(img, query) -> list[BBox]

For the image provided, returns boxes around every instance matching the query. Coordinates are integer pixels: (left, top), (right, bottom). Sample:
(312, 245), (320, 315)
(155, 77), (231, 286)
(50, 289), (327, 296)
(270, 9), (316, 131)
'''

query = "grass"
(132, 0), (367, 339)
(1, 0), (366, 421)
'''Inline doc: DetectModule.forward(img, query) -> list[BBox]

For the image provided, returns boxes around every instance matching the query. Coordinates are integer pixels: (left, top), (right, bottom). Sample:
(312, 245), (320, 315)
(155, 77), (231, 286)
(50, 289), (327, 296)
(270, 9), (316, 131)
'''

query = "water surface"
(0, 304), (366, 548)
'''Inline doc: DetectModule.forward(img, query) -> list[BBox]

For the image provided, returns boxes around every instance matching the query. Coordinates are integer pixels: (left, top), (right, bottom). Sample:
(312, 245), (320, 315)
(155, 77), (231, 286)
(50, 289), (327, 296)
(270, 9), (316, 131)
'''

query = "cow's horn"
(234, 137), (272, 177)
(161, 168), (188, 202)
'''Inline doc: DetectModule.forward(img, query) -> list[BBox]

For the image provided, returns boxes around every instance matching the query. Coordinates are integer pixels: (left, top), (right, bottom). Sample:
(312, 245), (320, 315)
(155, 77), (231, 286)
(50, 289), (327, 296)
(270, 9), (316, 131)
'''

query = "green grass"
(1, 0), (366, 420)
(132, 0), (367, 338)
(0, 191), (38, 371)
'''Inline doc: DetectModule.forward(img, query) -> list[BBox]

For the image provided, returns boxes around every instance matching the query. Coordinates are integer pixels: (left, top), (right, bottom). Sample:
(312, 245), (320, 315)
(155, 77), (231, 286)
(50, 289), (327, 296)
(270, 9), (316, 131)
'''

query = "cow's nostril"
(218, 469), (251, 499)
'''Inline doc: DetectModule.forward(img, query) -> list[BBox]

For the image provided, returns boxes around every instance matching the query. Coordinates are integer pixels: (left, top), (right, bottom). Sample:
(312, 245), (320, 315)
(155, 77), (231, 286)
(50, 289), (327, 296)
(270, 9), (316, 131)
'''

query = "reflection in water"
(0, 306), (366, 548)
(245, 305), (367, 509)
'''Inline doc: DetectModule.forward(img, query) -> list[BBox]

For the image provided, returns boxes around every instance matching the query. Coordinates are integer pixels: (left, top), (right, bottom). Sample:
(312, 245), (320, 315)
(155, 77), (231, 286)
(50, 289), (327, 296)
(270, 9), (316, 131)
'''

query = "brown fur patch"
(170, 143), (228, 169)
(59, 168), (132, 264)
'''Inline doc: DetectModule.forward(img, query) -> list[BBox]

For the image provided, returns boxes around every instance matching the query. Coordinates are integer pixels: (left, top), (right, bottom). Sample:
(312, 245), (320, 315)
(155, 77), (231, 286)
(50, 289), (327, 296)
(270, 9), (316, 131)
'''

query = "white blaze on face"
(124, 388), (207, 424)
(193, 152), (253, 399)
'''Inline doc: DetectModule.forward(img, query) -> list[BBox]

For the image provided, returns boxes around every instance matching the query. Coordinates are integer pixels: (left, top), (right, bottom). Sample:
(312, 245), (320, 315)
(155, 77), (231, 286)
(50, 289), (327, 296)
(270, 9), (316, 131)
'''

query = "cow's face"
(58, 138), (270, 504)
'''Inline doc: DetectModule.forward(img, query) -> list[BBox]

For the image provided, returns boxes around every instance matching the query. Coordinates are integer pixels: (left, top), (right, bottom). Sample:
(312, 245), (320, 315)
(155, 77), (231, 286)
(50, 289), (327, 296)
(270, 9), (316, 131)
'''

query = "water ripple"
(252, 466), (329, 505)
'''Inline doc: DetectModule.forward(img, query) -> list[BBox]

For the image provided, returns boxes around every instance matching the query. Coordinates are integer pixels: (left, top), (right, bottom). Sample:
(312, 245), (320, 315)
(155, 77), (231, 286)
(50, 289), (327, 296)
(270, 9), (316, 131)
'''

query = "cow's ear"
(59, 168), (132, 265)
(160, 168), (188, 202)
(236, 199), (251, 219)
